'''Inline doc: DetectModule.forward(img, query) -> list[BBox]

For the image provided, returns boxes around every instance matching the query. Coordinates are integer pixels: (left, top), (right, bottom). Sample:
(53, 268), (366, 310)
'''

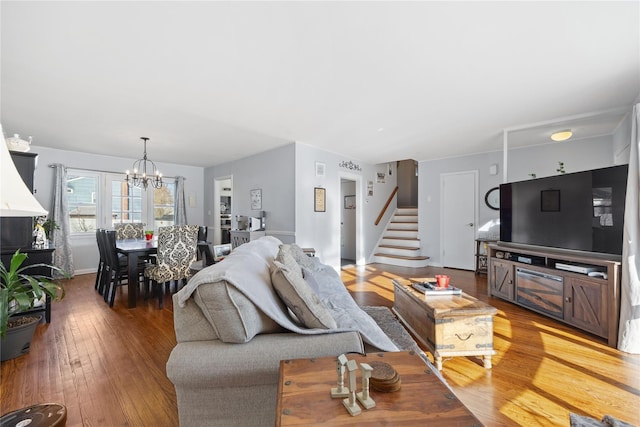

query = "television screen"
(500, 164), (629, 256)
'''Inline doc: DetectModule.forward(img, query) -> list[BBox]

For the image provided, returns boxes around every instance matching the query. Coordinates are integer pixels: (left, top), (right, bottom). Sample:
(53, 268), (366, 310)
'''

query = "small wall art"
(344, 195), (355, 209)
(250, 189), (262, 210)
(314, 187), (326, 212)
(315, 161), (326, 177)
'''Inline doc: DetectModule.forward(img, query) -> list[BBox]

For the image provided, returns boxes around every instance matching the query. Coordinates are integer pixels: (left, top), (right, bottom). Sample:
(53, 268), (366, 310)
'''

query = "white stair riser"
(373, 255), (429, 268)
(384, 230), (418, 239)
(378, 239), (420, 248)
(377, 247), (420, 257)
(396, 208), (418, 215)
(388, 222), (418, 231)
(392, 215), (418, 223)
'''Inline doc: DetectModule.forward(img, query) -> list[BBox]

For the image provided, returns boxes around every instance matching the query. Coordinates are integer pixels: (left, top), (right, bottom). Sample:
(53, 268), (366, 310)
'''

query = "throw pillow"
(275, 245), (303, 278)
(285, 243), (321, 272)
(194, 281), (283, 343)
(271, 260), (337, 329)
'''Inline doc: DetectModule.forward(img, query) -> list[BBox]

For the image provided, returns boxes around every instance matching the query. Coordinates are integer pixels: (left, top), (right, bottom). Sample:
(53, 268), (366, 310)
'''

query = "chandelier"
(125, 137), (163, 189)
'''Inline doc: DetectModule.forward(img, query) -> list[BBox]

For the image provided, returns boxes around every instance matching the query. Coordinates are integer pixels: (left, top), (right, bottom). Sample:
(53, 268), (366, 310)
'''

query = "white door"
(441, 171), (477, 270)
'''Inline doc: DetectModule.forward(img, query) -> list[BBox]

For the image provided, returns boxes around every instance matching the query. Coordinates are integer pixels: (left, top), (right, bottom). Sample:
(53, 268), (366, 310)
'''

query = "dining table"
(116, 238), (157, 308)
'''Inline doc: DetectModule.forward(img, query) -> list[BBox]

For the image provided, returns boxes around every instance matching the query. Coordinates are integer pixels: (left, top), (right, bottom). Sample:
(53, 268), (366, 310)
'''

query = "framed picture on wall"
(315, 161), (326, 177)
(314, 187), (326, 212)
(344, 195), (355, 209)
(250, 189), (262, 210)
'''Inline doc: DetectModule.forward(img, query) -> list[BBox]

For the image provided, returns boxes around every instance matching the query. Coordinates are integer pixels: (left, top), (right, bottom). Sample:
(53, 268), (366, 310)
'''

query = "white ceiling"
(1, 1), (638, 168)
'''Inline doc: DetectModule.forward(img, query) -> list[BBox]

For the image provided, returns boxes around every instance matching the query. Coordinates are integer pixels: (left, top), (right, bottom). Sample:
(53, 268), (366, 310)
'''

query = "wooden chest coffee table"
(392, 278), (497, 370)
(276, 351), (483, 426)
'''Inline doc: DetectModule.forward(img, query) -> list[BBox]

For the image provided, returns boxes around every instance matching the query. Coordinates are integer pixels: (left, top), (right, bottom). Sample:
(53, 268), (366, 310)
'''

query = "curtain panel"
(174, 176), (187, 226)
(51, 164), (74, 278)
(618, 103), (640, 354)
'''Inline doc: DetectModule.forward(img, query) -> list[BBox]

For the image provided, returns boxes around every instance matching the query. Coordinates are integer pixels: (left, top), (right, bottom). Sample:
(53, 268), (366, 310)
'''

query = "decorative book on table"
(411, 281), (462, 296)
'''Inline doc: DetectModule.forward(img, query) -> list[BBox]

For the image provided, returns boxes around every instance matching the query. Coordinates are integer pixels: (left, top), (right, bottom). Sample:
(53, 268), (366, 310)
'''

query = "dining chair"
(197, 226), (208, 242)
(144, 225), (199, 309)
(102, 230), (145, 307)
(189, 242), (217, 275)
(114, 222), (144, 240)
(94, 229), (105, 293)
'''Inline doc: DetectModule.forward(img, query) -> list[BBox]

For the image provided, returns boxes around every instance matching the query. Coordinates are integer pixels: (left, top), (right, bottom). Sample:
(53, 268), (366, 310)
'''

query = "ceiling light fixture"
(125, 137), (163, 190)
(550, 129), (573, 142)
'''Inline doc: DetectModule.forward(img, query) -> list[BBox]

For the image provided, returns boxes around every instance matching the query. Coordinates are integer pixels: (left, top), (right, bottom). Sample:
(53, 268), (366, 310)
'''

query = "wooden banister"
(375, 186), (398, 225)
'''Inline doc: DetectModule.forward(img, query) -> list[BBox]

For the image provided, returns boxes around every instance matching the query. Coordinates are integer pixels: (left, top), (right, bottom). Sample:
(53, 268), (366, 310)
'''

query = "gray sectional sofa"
(166, 237), (399, 426)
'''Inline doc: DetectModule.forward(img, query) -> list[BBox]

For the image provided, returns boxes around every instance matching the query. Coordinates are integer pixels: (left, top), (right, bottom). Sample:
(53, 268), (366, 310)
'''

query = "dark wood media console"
(488, 242), (621, 347)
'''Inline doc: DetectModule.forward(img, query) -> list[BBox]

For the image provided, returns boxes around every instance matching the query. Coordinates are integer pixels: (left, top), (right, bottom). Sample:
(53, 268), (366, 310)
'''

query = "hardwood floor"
(1, 265), (639, 426)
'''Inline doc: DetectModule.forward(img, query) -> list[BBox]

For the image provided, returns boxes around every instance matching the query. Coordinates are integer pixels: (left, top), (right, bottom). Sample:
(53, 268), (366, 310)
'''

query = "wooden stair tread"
(378, 245), (420, 250)
(374, 253), (429, 261)
(387, 228), (418, 231)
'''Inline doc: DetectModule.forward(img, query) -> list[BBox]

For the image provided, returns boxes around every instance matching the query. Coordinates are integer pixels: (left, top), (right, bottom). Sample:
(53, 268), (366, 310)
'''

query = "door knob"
(467, 223), (474, 227)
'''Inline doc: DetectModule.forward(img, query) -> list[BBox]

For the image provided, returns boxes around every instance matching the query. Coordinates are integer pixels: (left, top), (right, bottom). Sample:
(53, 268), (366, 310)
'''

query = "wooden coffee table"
(392, 278), (497, 370)
(276, 351), (483, 426)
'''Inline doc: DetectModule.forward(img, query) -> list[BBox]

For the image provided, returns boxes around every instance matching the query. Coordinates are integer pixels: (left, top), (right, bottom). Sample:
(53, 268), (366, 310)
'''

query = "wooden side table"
(392, 278), (497, 370)
(276, 351), (483, 426)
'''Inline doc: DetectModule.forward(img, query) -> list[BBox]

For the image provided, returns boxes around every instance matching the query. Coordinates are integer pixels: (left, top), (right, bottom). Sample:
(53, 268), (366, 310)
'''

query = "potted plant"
(42, 218), (60, 239)
(1, 250), (67, 361)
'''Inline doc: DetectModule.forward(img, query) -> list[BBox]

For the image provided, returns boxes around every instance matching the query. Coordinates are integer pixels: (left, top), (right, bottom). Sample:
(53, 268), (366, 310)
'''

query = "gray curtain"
(618, 103), (640, 353)
(174, 176), (187, 225)
(51, 164), (74, 278)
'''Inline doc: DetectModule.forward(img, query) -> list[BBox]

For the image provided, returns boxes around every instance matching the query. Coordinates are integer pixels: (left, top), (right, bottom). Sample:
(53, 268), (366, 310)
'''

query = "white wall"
(294, 143), (397, 270)
(507, 135), (616, 182)
(204, 143), (296, 244)
(204, 142), (397, 270)
(419, 134), (621, 266)
(30, 145), (205, 274)
(613, 113), (632, 164)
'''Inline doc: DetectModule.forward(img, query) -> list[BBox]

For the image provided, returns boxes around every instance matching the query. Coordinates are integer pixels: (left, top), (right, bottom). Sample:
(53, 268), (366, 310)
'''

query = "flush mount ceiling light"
(550, 129), (573, 142)
(125, 137), (163, 190)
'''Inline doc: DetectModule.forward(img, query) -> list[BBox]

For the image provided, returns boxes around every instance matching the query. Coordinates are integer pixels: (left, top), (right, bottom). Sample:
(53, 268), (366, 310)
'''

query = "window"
(67, 169), (176, 234)
(110, 178), (144, 226)
(154, 182), (175, 229)
(67, 172), (99, 233)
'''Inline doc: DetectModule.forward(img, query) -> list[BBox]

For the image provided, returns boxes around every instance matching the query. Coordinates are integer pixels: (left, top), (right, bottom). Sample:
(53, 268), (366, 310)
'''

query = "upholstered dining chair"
(114, 222), (144, 240)
(144, 225), (199, 309)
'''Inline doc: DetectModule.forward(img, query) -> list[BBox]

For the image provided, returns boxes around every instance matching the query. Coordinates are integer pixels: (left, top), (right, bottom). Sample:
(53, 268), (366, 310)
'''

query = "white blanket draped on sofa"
(177, 236), (398, 352)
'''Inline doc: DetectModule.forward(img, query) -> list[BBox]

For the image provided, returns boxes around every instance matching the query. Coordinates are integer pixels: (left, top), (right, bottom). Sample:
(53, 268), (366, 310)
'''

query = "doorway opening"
(340, 178), (356, 266)
(213, 176), (232, 245)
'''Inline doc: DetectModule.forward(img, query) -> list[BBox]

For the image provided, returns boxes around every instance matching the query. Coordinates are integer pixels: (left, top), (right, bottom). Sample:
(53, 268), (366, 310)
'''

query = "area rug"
(360, 306), (422, 354)
(360, 305), (448, 383)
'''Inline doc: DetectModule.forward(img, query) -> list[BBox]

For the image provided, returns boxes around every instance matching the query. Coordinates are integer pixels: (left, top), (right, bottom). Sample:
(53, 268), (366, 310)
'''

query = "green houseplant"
(1, 250), (67, 360)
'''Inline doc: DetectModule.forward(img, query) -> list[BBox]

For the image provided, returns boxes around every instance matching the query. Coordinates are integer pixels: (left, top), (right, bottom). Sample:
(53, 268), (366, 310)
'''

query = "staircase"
(373, 207), (429, 268)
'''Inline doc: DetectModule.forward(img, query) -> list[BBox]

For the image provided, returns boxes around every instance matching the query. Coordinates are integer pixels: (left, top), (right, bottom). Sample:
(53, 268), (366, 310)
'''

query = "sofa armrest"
(166, 331), (364, 389)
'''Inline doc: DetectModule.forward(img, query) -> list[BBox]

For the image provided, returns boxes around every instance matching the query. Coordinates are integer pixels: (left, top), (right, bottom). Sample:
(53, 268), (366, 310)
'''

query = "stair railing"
(375, 186), (398, 226)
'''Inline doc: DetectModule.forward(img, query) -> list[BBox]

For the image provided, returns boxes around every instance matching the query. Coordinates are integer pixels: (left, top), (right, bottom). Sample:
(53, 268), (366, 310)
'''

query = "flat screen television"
(500, 164), (629, 256)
